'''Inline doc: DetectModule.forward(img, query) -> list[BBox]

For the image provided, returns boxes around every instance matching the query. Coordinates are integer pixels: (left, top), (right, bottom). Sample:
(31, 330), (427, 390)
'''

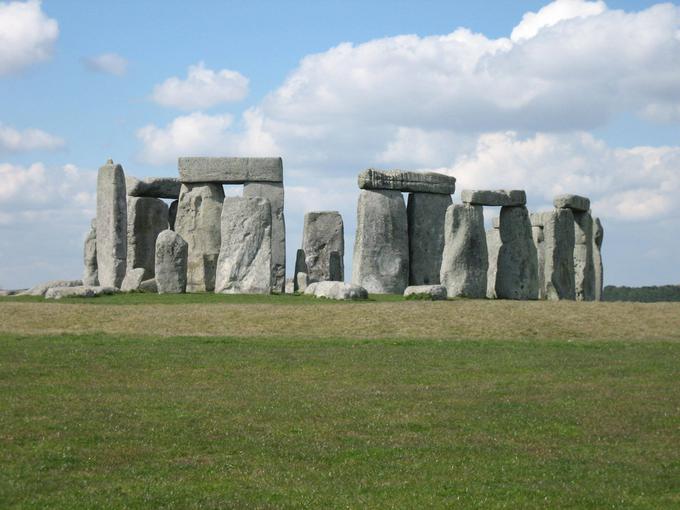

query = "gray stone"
(168, 200), (178, 230)
(96, 159), (127, 288)
(215, 197), (272, 294)
(293, 249), (307, 292)
(532, 224), (546, 300)
(407, 192), (451, 285)
(440, 204), (488, 298)
(175, 183), (224, 292)
(302, 211), (344, 283)
(178, 157), (283, 183)
(155, 230), (188, 294)
(593, 217), (604, 301)
(0, 289), (25, 296)
(126, 176), (181, 199)
(305, 281), (368, 300)
(121, 268), (145, 292)
(127, 197), (169, 280)
(22, 279), (83, 297)
(45, 285), (117, 300)
(492, 216), (500, 229)
(83, 219), (98, 286)
(139, 278), (158, 293)
(543, 209), (576, 301)
(351, 190), (409, 294)
(358, 169), (456, 194)
(495, 206), (539, 300)
(243, 181), (286, 293)
(329, 251), (343, 282)
(403, 285), (447, 300)
(554, 194), (590, 212)
(486, 228), (501, 299)
(284, 278), (295, 294)
(574, 211), (595, 301)
(296, 272), (308, 293)
(461, 189), (526, 207)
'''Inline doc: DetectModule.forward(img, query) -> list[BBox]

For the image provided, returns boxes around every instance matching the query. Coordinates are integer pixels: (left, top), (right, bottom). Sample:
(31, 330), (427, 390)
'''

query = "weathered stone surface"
(593, 217), (604, 301)
(215, 197), (272, 294)
(96, 159), (127, 288)
(293, 248), (307, 292)
(178, 157), (283, 183)
(403, 285), (447, 300)
(492, 216), (500, 229)
(45, 285), (117, 300)
(0, 289), (25, 296)
(22, 279), (83, 297)
(168, 200), (178, 230)
(440, 204), (488, 298)
(83, 219), (98, 286)
(543, 209), (576, 301)
(407, 192), (451, 285)
(495, 206), (539, 300)
(296, 272), (308, 293)
(554, 194), (590, 212)
(285, 278), (295, 294)
(175, 183), (224, 292)
(461, 189), (526, 207)
(358, 169), (456, 194)
(351, 190), (409, 294)
(305, 281), (368, 300)
(532, 224), (546, 300)
(486, 228), (501, 299)
(243, 182), (285, 293)
(127, 197), (169, 280)
(121, 267), (145, 292)
(139, 278), (158, 293)
(126, 176), (181, 199)
(155, 230), (188, 294)
(302, 211), (344, 283)
(329, 251), (343, 282)
(574, 211), (595, 301)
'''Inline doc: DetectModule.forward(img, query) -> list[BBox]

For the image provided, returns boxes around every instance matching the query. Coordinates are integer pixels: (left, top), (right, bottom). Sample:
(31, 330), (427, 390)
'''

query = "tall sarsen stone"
(495, 206), (539, 300)
(127, 197), (168, 280)
(96, 159), (127, 288)
(155, 230), (188, 294)
(407, 192), (451, 285)
(302, 211), (344, 283)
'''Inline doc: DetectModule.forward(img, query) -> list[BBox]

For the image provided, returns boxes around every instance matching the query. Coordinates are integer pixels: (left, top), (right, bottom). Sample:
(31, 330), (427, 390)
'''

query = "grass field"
(1, 295), (680, 508)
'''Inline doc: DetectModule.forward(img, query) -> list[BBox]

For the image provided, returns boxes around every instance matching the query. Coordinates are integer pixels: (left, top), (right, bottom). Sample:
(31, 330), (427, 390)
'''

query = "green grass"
(2, 332), (679, 508)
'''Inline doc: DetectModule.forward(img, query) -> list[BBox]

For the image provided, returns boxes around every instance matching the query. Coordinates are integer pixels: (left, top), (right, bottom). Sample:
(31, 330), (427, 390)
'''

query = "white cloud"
(510, 0), (606, 42)
(0, 0), (58, 76)
(151, 62), (249, 110)
(0, 122), (64, 152)
(83, 53), (128, 76)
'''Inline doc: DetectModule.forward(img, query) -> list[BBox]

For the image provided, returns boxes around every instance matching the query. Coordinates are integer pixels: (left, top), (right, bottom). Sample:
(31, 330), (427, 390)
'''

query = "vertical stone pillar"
(155, 230), (188, 294)
(293, 248), (307, 292)
(302, 211), (344, 284)
(530, 213), (546, 300)
(127, 197), (169, 280)
(543, 209), (576, 300)
(83, 219), (98, 286)
(96, 159), (127, 288)
(574, 211), (595, 301)
(495, 206), (539, 300)
(593, 217), (604, 301)
(406, 192), (452, 285)
(486, 221), (501, 299)
(168, 199), (178, 230)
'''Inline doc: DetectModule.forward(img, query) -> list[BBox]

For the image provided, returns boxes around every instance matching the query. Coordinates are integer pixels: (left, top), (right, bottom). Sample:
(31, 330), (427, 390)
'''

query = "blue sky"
(1, 0), (679, 289)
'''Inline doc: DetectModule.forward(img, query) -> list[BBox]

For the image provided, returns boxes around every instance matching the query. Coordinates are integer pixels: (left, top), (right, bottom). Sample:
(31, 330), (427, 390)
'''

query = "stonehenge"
(127, 197), (169, 280)
(96, 160), (127, 288)
(301, 211), (344, 284)
(155, 230), (188, 294)
(593, 218), (604, 301)
(495, 205), (538, 300)
(542, 209), (576, 300)
(404, 285), (447, 300)
(407, 192), (451, 285)
(83, 219), (98, 286)
(304, 281), (368, 300)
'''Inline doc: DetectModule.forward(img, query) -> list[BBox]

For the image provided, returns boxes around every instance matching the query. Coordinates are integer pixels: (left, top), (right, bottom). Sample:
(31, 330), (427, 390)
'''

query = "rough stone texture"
(293, 249), (307, 292)
(22, 279), (83, 297)
(139, 278), (158, 293)
(155, 230), (188, 294)
(492, 216), (500, 229)
(178, 157), (283, 183)
(403, 285), (447, 300)
(305, 281), (368, 300)
(45, 285), (117, 300)
(461, 189), (526, 207)
(96, 160), (127, 288)
(329, 251), (343, 282)
(532, 224), (546, 300)
(358, 169), (456, 194)
(121, 268), (145, 292)
(243, 182), (286, 293)
(168, 200), (178, 230)
(351, 190), (409, 294)
(486, 228), (501, 299)
(285, 278), (295, 294)
(215, 197), (272, 294)
(543, 209), (576, 301)
(495, 206), (539, 300)
(175, 183), (224, 292)
(126, 176), (181, 199)
(440, 204), (488, 298)
(83, 219), (98, 286)
(574, 211), (596, 301)
(127, 197), (169, 280)
(302, 211), (344, 284)
(407, 192), (451, 286)
(554, 194), (590, 212)
(296, 272), (309, 293)
(593, 217), (604, 302)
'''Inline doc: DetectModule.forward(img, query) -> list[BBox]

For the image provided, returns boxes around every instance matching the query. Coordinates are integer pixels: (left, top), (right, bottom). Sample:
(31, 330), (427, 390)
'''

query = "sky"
(0, 0), (679, 289)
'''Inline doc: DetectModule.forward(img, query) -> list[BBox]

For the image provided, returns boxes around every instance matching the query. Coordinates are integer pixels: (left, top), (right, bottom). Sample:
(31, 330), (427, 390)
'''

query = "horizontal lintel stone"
(461, 189), (526, 207)
(127, 176), (181, 199)
(358, 169), (456, 194)
(553, 194), (590, 212)
(178, 157), (283, 184)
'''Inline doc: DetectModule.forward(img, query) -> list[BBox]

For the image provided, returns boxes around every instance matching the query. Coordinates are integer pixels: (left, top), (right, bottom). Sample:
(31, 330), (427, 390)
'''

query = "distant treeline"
(603, 285), (680, 302)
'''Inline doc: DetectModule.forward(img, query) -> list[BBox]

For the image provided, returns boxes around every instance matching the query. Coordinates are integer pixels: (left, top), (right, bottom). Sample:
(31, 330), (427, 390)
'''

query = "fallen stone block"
(358, 169), (456, 194)
(407, 192), (451, 285)
(178, 157), (283, 183)
(495, 205), (539, 300)
(45, 285), (117, 300)
(121, 268), (145, 292)
(403, 285), (447, 300)
(22, 279), (83, 297)
(126, 176), (181, 199)
(96, 159), (127, 288)
(305, 281), (368, 300)
(553, 194), (590, 212)
(139, 278), (158, 293)
(83, 219), (98, 286)
(302, 211), (344, 283)
(155, 230), (188, 294)
(127, 197), (168, 281)
(461, 189), (526, 207)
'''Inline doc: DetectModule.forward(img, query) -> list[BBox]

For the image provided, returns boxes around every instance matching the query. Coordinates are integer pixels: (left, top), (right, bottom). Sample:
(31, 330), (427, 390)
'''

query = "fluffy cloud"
(82, 53), (128, 76)
(151, 62), (249, 110)
(0, 0), (58, 76)
(0, 122), (64, 152)
(510, 0), (606, 41)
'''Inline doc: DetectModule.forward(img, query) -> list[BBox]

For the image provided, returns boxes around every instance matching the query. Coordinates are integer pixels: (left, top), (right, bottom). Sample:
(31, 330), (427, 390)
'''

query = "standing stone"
(351, 190), (409, 294)
(293, 248), (307, 292)
(574, 211), (595, 301)
(243, 182), (286, 293)
(329, 251), (343, 282)
(215, 197), (272, 294)
(440, 204), (487, 298)
(407, 192), (452, 285)
(121, 267), (145, 292)
(486, 227), (501, 299)
(543, 209), (576, 301)
(530, 214), (546, 300)
(296, 272), (309, 293)
(155, 230), (188, 294)
(302, 211), (344, 283)
(96, 159), (127, 288)
(593, 217), (604, 301)
(168, 200), (178, 230)
(127, 197), (169, 280)
(495, 206), (539, 300)
(83, 219), (98, 286)
(175, 183), (224, 292)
